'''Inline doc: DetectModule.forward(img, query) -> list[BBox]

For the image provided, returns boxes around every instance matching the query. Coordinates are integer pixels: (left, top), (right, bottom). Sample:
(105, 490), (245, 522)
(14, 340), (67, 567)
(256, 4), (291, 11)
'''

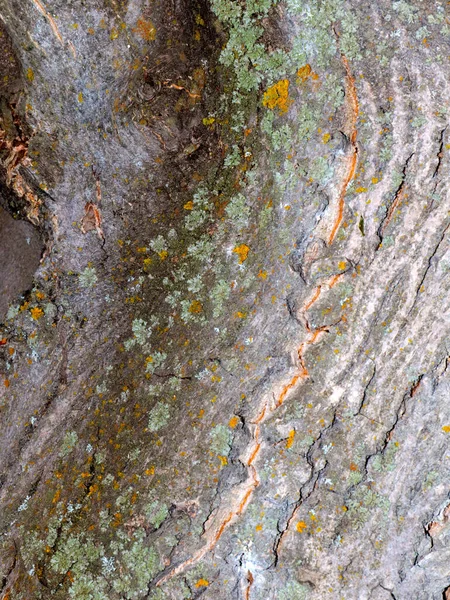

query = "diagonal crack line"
(355, 363), (377, 416)
(271, 458), (329, 568)
(379, 584), (398, 600)
(0, 539), (17, 595)
(432, 126), (447, 179)
(408, 220), (450, 317)
(271, 411), (338, 565)
(377, 152), (414, 248)
(360, 373), (424, 482)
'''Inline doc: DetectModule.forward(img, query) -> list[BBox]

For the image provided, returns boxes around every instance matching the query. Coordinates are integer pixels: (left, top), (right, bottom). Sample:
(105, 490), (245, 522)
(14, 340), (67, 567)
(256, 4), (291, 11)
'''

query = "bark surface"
(1, 1), (450, 599)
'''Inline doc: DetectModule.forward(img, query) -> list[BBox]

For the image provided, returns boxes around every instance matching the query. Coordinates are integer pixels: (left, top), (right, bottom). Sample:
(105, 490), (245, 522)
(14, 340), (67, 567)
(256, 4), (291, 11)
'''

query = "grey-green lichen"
(210, 424), (232, 455)
(144, 499), (169, 529)
(59, 430), (78, 457)
(279, 580), (310, 600)
(147, 401), (170, 432)
(78, 266), (98, 288)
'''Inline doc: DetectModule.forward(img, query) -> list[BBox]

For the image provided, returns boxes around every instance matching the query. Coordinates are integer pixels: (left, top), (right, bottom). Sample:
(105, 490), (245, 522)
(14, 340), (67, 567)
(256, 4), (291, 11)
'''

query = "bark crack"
(376, 152), (414, 249)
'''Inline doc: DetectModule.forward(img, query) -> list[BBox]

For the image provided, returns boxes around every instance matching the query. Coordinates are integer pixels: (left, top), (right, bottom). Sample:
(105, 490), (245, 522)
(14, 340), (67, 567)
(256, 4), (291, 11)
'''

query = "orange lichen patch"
(189, 300), (203, 314)
(297, 64), (312, 82)
(133, 17), (157, 41)
(195, 579), (209, 588)
(218, 455), (228, 467)
(285, 429), (296, 449)
(3, 379), (10, 388)
(258, 270), (268, 280)
(349, 462), (358, 471)
(235, 311), (247, 319)
(0, 338), (7, 346)
(233, 244), (250, 264)
(183, 200), (194, 210)
(229, 416), (239, 428)
(262, 80), (292, 114)
(30, 307), (44, 320)
(442, 425), (450, 433)
(296, 521), (307, 533)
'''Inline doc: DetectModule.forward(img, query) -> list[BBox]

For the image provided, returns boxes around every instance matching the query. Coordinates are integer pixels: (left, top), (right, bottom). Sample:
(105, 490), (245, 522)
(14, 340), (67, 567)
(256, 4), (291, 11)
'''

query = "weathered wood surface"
(1, 1), (450, 599)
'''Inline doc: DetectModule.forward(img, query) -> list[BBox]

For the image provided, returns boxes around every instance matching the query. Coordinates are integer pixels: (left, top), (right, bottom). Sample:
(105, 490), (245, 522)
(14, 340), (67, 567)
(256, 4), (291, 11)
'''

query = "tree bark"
(1, 1), (450, 599)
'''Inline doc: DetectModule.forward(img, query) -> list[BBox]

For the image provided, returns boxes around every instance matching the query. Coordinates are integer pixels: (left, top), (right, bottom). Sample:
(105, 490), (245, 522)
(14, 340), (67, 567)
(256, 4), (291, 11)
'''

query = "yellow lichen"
(296, 521), (307, 533)
(228, 416), (239, 428)
(297, 64), (312, 82)
(195, 579), (209, 588)
(218, 455), (228, 467)
(262, 80), (291, 114)
(30, 307), (44, 320)
(285, 429), (295, 449)
(233, 244), (250, 264)
(189, 300), (203, 314)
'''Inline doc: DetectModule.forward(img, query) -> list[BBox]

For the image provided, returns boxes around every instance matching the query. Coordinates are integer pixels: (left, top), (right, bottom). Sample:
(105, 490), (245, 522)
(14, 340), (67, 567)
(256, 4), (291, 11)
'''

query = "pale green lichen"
(346, 485), (390, 529)
(112, 534), (161, 597)
(149, 235), (168, 254)
(372, 442), (399, 472)
(225, 193), (251, 230)
(210, 424), (232, 455)
(148, 401), (170, 432)
(50, 534), (103, 575)
(145, 351), (167, 374)
(211, 279), (231, 318)
(59, 430), (78, 457)
(79, 266), (98, 288)
(144, 500), (169, 529)
(68, 575), (109, 600)
(279, 581), (310, 600)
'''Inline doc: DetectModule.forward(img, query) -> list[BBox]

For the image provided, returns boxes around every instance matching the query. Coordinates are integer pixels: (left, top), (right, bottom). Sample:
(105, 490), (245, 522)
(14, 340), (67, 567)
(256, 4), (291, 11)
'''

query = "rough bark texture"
(1, 1), (450, 599)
